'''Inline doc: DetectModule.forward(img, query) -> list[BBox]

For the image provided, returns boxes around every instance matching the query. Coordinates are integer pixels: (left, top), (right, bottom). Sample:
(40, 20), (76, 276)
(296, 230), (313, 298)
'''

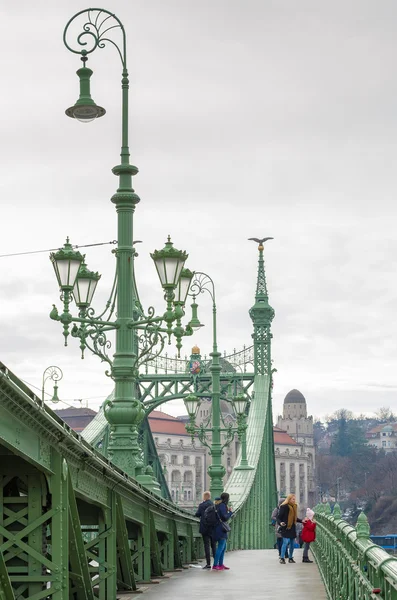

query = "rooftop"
(273, 428), (300, 446)
(148, 410), (190, 436)
(283, 389), (306, 404)
(367, 422), (397, 434)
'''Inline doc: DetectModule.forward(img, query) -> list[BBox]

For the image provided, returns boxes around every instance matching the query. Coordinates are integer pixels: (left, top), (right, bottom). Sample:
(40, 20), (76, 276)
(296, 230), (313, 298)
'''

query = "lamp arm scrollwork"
(188, 271), (216, 304)
(63, 8), (127, 68)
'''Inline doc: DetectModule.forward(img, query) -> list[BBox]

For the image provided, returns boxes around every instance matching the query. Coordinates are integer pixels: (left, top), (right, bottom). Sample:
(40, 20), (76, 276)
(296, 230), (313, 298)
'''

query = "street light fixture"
(231, 392), (249, 416)
(150, 236), (188, 290)
(73, 257), (101, 308)
(176, 268), (194, 306)
(182, 272), (252, 496)
(65, 57), (106, 122)
(184, 393), (201, 420)
(42, 365), (63, 404)
(50, 238), (83, 290)
(52, 8), (200, 480)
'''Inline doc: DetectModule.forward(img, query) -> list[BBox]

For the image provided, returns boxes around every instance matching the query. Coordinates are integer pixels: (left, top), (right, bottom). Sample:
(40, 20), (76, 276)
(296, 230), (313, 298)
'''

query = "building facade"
(276, 389), (315, 510)
(149, 410), (207, 509)
(366, 422), (397, 453)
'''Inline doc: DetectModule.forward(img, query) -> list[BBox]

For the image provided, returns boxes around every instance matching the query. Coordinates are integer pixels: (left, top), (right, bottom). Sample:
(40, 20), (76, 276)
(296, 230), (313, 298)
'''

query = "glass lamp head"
(176, 268), (194, 305)
(50, 238), (84, 290)
(73, 257), (101, 308)
(150, 236), (188, 290)
(232, 393), (248, 416)
(184, 393), (201, 418)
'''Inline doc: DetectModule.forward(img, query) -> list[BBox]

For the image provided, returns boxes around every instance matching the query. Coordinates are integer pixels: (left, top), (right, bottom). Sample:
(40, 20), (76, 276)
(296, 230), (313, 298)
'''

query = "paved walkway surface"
(125, 549), (328, 600)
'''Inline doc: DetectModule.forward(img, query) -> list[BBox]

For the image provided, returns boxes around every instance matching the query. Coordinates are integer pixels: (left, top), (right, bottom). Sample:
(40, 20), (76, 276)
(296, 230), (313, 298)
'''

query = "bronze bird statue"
(248, 237), (274, 251)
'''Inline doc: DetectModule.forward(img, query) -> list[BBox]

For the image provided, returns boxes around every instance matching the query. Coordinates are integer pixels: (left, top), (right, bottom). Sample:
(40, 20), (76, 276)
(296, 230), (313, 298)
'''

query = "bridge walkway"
(121, 549), (327, 600)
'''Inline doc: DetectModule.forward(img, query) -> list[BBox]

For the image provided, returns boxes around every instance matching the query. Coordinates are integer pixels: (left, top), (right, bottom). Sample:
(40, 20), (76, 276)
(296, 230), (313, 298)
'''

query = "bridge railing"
(313, 502), (397, 600)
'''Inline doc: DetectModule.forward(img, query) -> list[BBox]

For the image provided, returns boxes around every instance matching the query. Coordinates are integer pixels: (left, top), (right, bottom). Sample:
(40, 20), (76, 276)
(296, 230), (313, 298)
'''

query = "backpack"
(203, 504), (219, 528)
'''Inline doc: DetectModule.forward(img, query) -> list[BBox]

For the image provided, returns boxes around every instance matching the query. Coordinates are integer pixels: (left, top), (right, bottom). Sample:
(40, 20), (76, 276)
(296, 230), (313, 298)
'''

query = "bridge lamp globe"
(188, 295), (204, 329)
(232, 393), (249, 416)
(184, 393), (201, 419)
(73, 258), (101, 308)
(50, 238), (84, 291)
(51, 382), (60, 403)
(150, 236), (188, 292)
(65, 61), (106, 123)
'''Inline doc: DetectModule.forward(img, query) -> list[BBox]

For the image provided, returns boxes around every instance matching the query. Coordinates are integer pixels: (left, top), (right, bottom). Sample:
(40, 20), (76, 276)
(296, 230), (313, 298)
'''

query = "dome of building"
(382, 424), (393, 432)
(283, 389), (306, 404)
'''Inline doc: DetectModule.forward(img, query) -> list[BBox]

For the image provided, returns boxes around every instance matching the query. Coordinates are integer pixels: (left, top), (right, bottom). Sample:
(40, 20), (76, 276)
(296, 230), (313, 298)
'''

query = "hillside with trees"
(315, 408), (397, 535)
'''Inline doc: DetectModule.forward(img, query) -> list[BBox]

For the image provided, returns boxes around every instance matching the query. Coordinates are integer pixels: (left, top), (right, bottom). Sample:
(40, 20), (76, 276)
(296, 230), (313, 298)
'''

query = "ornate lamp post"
(42, 366), (63, 403)
(182, 273), (251, 498)
(51, 9), (198, 480)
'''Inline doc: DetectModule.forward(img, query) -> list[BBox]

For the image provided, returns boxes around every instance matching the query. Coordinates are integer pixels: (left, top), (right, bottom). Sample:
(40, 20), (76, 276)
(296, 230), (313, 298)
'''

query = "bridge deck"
(127, 549), (327, 599)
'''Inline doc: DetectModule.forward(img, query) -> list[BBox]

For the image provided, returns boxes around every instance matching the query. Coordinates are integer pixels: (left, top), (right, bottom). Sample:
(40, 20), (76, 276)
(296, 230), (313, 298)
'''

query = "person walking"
(195, 491), (217, 569)
(271, 499), (284, 557)
(301, 508), (316, 563)
(212, 492), (233, 571)
(277, 493), (303, 564)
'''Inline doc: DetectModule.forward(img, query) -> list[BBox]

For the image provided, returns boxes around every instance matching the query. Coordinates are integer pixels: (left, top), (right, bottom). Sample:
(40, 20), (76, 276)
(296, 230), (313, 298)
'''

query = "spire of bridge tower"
(248, 238), (275, 376)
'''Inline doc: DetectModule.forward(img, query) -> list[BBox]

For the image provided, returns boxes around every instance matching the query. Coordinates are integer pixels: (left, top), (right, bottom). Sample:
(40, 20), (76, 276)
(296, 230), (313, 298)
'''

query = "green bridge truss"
(0, 245), (279, 598)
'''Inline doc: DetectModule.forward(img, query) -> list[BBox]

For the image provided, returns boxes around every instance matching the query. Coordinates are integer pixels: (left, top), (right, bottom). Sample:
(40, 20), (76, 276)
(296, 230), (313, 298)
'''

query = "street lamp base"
(234, 464), (254, 471)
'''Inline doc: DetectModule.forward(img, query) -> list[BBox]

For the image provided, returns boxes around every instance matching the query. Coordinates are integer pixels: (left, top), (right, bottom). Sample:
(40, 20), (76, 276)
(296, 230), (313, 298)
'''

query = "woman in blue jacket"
(212, 492), (233, 570)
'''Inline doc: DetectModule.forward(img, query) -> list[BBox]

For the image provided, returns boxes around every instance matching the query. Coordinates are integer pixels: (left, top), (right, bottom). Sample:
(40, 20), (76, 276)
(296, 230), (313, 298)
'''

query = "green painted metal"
(149, 513), (163, 578)
(67, 471), (95, 600)
(0, 550), (14, 600)
(0, 363), (203, 599)
(223, 242), (277, 549)
(139, 417), (172, 500)
(313, 502), (397, 599)
(115, 494), (137, 592)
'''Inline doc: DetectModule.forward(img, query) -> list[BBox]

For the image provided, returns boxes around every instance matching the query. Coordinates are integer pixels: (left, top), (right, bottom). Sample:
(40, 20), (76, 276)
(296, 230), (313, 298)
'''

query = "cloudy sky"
(1, 0), (397, 421)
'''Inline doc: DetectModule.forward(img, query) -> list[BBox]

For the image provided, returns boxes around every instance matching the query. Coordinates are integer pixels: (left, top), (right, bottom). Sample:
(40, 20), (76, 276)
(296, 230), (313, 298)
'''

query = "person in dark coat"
(195, 491), (216, 569)
(277, 493), (304, 564)
(212, 492), (233, 570)
(271, 498), (285, 557)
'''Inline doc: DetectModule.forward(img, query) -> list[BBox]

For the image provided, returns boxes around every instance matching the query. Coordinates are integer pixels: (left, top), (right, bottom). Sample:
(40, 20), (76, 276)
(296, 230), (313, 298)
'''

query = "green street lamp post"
(42, 365), (63, 403)
(182, 273), (251, 498)
(51, 9), (198, 480)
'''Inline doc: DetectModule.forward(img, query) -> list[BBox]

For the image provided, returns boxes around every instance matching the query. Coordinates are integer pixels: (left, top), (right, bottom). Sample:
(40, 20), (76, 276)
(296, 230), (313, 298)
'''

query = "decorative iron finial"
(356, 512), (370, 539)
(333, 503), (342, 521)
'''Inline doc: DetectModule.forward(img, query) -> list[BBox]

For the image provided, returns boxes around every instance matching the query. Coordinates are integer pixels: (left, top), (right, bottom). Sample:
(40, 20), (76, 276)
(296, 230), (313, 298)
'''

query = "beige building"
(276, 389), (316, 510)
(366, 422), (397, 453)
(149, 410), (207, 509)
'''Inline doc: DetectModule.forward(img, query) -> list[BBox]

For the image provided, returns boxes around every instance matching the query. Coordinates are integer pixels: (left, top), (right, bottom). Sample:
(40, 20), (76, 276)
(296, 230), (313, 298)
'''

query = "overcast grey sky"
(1, 0), (397, 420)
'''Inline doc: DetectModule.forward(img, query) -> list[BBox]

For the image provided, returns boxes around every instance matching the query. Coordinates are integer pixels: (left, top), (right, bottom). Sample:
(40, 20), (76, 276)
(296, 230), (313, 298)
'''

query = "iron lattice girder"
(138, 372), (255, 406)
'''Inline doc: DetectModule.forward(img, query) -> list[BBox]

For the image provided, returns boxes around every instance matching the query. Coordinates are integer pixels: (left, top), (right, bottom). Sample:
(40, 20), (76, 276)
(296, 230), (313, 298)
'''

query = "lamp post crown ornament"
(50, 237), (84, 270)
